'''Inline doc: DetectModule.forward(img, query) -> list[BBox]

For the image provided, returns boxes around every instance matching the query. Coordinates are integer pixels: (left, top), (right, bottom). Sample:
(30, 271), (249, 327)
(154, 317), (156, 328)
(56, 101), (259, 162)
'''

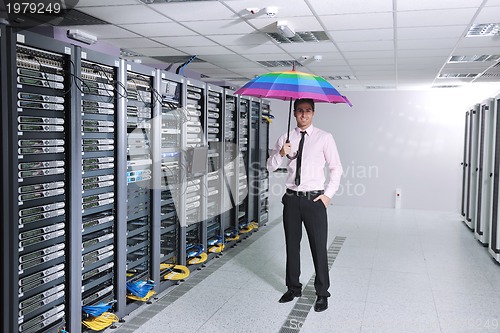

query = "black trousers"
(282, 192), (330, 297)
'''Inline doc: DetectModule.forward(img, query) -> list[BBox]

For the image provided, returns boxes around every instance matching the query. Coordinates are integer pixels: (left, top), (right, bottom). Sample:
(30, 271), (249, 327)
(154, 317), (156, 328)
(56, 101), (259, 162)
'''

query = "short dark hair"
(294, 98), (315, 111)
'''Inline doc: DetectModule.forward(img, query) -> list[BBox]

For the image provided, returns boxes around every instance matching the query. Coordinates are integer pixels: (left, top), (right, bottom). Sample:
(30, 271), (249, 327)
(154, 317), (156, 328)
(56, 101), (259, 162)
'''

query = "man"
(267, 98), (343, 312)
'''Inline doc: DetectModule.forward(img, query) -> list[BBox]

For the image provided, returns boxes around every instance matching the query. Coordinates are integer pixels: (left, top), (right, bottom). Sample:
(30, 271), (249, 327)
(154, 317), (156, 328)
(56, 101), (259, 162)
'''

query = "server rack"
(124, 63), (157, 312)
(461, 111), (470, 220)
(490, 94), (500, 263)
(222, 89), (239, 246)
(206, 84), (224, 257)
(258, 101), (271, 226)
(475, 99), (496, 245)
(158, 70), (184, 289)
(464, 104), (480, 229)
(4, 30), (78, 333)
(237, 96), (250, 235)
(184, 79), (207, 268)
(247, 98), (261, 227)
(0, 24), (11, 333)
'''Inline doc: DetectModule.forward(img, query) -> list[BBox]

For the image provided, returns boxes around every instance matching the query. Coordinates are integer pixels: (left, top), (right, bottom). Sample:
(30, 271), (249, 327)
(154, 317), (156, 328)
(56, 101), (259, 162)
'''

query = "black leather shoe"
(314, 296), (328, 312)
(278, 290), (302, 303)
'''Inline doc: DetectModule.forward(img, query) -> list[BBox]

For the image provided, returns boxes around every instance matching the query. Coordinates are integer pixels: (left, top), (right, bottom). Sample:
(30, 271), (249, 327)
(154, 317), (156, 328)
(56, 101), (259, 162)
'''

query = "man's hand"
(313, 194), (330, 208)
(280, 142), (292, 157)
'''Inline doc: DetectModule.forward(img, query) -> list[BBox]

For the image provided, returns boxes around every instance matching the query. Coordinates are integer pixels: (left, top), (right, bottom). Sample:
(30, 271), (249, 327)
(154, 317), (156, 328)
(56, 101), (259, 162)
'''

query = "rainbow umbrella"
(235, 68), (352, 143)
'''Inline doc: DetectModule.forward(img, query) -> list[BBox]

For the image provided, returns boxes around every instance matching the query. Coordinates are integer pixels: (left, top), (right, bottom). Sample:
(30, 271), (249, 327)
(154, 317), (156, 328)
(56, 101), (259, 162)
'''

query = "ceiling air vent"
(466, 23), (500, 37)
(438, 73), (478, 78)
(449, 55), (500, 63)
(365, 85), (395, 89)
(324, 75), (356, 80)
(256, 60), (303, 68)
(266, 31), (330, 44)
(120, 49), (144, 57)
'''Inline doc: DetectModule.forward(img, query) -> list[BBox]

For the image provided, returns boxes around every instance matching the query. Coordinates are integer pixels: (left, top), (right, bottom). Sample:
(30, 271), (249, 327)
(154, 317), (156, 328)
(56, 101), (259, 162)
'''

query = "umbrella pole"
(286, 99), (293, 143)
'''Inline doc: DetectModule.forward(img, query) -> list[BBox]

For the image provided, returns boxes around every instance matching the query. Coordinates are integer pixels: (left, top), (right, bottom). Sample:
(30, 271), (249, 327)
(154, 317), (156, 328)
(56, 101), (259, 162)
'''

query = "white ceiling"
(62, 0), (500, 90)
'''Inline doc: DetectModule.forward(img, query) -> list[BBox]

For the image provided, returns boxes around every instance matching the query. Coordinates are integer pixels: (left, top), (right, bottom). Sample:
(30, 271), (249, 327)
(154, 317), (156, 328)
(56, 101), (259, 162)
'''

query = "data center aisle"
(112, 202), (500, 333)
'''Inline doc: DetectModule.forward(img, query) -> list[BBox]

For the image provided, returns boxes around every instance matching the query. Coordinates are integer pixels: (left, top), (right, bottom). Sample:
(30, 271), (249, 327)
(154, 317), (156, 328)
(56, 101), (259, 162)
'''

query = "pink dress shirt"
(267, 125), (343, 199)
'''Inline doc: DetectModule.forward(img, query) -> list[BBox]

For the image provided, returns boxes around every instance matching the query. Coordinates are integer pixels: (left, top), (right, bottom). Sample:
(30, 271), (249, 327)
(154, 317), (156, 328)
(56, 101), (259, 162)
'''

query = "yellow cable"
(126, 290), (156, 302)
(160, 264), (190, 280)
(208, 243), (224, 253)
(188, 252), (208, 265)
(226, 234), (240, 241)
(239, 225), (253, 234)
(82, 312), (119, 331)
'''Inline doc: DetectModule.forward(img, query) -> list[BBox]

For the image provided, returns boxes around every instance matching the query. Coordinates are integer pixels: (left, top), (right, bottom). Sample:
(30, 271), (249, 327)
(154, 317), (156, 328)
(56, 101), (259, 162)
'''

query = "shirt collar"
(295, 124), (314, 136)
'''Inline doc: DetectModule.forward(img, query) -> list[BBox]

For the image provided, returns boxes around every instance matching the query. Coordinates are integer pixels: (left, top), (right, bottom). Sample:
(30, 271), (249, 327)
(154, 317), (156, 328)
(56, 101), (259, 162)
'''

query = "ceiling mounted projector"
(67, 29), (98, 45)
(277, 21), (295, 38)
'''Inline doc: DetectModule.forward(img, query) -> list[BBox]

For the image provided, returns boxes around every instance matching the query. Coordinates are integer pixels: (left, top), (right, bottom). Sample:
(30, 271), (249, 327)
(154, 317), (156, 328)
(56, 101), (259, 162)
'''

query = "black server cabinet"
(158, 71), (184, 289)
(4, 30), (78, 333)
(76, 48), (123, 325)
(258, 102), (271, 226)
(238, 97), (250, 233)
(184, 80), (207, 267)
(0, 23), (11, 333)
(222, 89), (239, 245)
(247, 98), (261, 226)
(206, 84), (224, 257)
(124, 63), (157, 312)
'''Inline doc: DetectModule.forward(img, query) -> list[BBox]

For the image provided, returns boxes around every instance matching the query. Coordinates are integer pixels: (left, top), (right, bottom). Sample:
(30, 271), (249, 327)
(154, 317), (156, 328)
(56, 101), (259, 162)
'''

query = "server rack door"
(247, 98), (261, 225)
(222, 89), (239, 245)
(9, 30), (76, 333)
(206, 84), (224, 257)
(466, 104), (480, 229)
(259, 101), (271, 226)
(124, 63), (156, 313)
(237, 97), (250, 234)
(476, 100), (496, 244)
(461, 111), (470, 218)
(474, 105), (486, 234)
(77, 48), (122, 326)
(158, 71), (184, 289)
(184, 79), (207, 269)
(490, 95), (500, 263)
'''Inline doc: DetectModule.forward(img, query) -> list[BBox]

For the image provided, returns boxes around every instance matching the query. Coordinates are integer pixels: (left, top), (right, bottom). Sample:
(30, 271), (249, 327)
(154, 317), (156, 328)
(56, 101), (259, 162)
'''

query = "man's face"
(294, 101), (314, 129)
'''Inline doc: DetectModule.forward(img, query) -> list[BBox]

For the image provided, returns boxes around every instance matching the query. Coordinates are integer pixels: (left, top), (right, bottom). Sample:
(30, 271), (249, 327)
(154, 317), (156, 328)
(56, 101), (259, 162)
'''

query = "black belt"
(286, 189), (324, 199)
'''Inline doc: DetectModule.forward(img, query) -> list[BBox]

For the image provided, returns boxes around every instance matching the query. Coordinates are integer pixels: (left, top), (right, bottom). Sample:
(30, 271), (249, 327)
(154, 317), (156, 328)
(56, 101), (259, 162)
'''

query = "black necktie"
(295, 131), (306, 186)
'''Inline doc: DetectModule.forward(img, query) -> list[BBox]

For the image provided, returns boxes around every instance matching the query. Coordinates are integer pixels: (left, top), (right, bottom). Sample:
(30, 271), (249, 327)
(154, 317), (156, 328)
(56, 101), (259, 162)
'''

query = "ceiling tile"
(127, 47), (187, 57)
(454, 46), (500, 55)
(198, 54), (250, 63)
(397, 8), (477, 27)
(152, 36), (217, 47)
(323, 12), (394, 30)
(398, 26), (467, 39)
(348, 58), (395, 65)
(101, 38), (165, 48)
(243, 53), (293, 61)
(279, 42), (339, 54)
(78, 5), (170, 24)
(227, 44), (285, 54)
(457, 36), (500, 48)
(308, 0), (393, 14)
(474, 5), (500, 22)
(119, 22), (196, 37)
(176, 46), (236, 55)
(343, 50), (395, 59)
(397, 0), (484, 11)
(330, 29), (394, 42)
(336, 40), (394, 52)
(182, 20), (255, 35)
(60, 24), (140, 39)
(397, 38), (458, 50)
(206, 33), (272, 45)
(397, 49), (453, 57)
(151, 2), (237, 21)
(486, 0), (500, 6)
(397, 57), (448, 65)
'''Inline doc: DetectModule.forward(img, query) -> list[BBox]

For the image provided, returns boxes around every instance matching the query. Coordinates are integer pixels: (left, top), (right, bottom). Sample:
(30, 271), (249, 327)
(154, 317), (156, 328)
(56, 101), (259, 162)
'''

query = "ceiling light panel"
(256, 60), (303, 67)
(449, 55), (500, 62)
(466, 23), (500, 37)
(438, 73), (478, 78)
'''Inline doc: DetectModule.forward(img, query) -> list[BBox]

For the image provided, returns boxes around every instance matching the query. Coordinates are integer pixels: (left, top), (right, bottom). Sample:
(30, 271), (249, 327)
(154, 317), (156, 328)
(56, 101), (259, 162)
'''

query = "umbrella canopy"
(235, 69), (352, 106)
(235, 69), (352, 151)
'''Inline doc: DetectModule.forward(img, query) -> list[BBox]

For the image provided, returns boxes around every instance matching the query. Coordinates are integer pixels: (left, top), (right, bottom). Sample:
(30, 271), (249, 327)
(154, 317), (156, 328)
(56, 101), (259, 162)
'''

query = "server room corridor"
(111, 190), (500, 333)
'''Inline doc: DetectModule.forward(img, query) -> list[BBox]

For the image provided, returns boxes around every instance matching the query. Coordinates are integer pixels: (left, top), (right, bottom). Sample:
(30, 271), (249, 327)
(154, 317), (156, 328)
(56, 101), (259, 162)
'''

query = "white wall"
(268, 86), (500, 211)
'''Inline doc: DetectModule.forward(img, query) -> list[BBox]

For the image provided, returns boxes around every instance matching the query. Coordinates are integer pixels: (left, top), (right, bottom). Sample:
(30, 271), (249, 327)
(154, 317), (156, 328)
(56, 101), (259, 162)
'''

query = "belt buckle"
(297, 191), (307, 197)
